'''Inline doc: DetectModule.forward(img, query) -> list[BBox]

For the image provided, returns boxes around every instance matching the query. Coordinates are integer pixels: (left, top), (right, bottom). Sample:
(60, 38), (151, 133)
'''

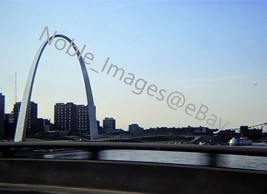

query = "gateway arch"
(14, 34), (99, 142)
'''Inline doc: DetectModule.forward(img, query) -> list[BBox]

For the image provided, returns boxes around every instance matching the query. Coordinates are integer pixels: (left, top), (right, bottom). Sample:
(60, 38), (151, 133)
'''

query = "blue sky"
(0, 0), (266, 130)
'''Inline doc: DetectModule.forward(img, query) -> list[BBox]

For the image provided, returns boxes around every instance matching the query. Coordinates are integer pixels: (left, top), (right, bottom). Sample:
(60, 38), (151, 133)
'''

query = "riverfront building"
(129, 124), (143, 134)
(13, 101), (38, 135)
(4, 113), (15, 138)
(103, 117), (116, 130)
(0, 93), (5, 138)
(54, 103), (90, 133)
(76, 105), (89, 131)
(54, 103), (77, 132)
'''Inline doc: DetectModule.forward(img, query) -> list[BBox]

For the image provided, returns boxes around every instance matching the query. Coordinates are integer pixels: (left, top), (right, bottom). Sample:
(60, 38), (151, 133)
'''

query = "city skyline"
(0, 1), (266, 130)
(0, 96), (111, 129)
(0, 95), (266, 132)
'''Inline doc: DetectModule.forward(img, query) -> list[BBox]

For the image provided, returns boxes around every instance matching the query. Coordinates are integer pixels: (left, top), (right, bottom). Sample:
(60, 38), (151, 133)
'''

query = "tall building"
(103, 117), (116, 130)
(76, 105), (89, 131)
(54, 103), (77, 132)
(0, 93), (5, 138)
(4, 113), (15, 139)
(13, 101), (38, 135)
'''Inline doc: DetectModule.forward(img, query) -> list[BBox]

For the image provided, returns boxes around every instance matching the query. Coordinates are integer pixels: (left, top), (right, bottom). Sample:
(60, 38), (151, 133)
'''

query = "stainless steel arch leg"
(14, 35), (98, 142)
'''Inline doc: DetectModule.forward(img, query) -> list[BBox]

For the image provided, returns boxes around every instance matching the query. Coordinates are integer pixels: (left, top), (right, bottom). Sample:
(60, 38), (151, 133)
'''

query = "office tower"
(4, 113), (15, 138)
(0, 93), (5, 138)
(13, 101), (38, 135)
(76, 105), (89, 131)
(54, 103), (77, 132)
(103, 117), (116, 130)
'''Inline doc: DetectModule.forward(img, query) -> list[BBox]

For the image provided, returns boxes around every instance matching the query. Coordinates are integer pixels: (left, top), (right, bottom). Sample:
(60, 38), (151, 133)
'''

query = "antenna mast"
(15, 72), (17, 103)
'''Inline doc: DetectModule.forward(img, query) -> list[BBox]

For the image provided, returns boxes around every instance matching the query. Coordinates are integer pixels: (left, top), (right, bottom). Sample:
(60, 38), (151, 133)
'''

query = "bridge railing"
(0, 141), (267, 167)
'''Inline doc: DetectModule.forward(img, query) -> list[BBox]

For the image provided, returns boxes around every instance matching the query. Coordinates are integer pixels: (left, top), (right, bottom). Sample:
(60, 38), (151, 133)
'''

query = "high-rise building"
(76, 105), (89, 131)
(103, 117), (116, 130)
(54, 103), (77, 132)
(4, 113), (15, 138)
(13, 101), (38, 135)
(0, 93), (5, 138)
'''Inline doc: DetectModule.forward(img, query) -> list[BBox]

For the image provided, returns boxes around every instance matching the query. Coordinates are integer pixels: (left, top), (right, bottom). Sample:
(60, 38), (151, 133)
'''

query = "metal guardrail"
(0, 142), (266, 156)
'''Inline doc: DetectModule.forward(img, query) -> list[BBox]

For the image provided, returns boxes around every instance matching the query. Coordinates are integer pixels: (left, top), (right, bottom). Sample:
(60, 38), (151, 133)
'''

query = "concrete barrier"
(0, 158), (266, 194)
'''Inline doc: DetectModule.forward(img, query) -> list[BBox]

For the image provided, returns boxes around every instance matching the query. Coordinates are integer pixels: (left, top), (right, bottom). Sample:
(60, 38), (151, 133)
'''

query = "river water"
(98, 144), (267, 171)
(41, 143), (267, 171)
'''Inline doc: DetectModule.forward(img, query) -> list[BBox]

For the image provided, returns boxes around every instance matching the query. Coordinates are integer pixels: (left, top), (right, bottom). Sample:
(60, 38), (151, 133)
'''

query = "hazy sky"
(0, 0), (266, 130)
